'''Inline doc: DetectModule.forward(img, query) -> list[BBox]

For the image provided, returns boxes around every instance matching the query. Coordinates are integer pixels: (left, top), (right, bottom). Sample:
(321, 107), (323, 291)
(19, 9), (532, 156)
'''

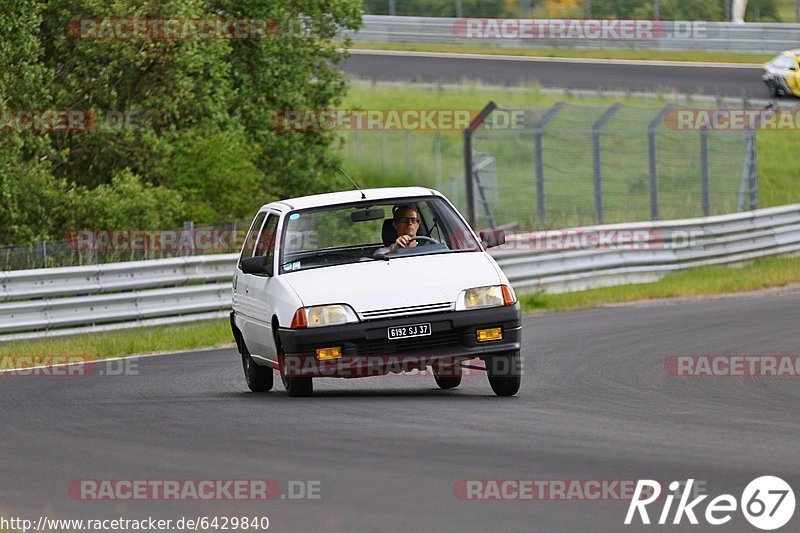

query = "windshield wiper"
(284, 249), (354, 262)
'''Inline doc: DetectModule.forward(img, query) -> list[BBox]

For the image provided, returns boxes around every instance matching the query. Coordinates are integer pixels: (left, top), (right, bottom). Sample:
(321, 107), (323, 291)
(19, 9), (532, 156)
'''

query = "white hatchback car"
(230, 187), (522, 396)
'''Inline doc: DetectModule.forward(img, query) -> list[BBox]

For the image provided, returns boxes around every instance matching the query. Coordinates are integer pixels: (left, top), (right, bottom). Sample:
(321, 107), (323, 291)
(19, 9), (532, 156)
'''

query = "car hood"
(282, 251), (503, 316)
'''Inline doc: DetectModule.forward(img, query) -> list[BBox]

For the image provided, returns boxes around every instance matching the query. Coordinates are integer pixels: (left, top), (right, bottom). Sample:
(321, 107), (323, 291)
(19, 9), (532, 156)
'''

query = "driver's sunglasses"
(396, 216), (420, 225)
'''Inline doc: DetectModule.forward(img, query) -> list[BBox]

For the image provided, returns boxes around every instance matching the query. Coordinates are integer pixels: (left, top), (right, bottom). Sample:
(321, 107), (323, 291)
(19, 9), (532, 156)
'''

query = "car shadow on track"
(215, 389), (517, 400)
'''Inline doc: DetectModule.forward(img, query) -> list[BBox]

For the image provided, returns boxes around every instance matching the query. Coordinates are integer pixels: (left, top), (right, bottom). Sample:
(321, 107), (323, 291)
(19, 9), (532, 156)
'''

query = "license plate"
(387, 323), (431, 340)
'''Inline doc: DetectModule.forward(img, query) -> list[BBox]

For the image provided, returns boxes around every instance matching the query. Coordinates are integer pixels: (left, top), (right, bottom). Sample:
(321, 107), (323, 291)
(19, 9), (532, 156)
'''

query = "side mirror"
(240, 255), (273, 276)
(479, 229), (506, 249)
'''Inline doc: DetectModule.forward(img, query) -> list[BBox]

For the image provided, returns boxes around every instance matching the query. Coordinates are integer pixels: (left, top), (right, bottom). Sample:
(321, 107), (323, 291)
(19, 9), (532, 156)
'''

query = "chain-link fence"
(465, 102), (757, 229)
(0, 221), (249, 271)
(340, 102), (758, 231)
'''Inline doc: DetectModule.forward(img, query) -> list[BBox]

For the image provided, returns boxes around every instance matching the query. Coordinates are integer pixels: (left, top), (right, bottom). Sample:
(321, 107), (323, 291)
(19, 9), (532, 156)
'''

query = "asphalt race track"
(341, 50), (771, 99)
(2, 292), (799, 532)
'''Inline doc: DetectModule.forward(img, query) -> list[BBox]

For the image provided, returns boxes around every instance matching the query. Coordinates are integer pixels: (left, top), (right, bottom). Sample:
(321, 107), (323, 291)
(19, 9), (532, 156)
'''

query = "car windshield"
(279, 196), (481, 273)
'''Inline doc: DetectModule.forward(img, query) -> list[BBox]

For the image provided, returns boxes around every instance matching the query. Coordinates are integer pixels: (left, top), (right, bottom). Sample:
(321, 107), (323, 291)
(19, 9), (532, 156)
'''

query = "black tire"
(486, 351), (522, 397)
(767, 80), (780, 97)
(279, 356), (313, 397)
(433, 361), (462, 389)
(241, 345), (273, 392)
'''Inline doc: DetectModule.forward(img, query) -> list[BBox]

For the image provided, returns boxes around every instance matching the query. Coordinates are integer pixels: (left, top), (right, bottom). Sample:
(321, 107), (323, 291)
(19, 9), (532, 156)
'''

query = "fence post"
(738, 131), (758, 211)
(592, 103), (621, 225)
(648, 104), (675, 220)
(700, 127), (710, 216)
(183, 220), (195, 257)
(434, 133), (442, 189)
(463, 101), (498, 227)
(406, 131), (414, 177)
(463, 130), (474, 225)
(749, 132), (759, 210)
(534, 102), (566, 229)
(380, 130), (388, 175)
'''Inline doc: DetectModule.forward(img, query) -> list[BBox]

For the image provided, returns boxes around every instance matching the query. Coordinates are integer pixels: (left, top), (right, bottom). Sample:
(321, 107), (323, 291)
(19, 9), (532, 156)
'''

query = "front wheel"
(279, 356), (313, 397)
(241, 345), (273, 392)
(486, 351), (522, 397)
(766, 80), (780, 97)
(433, 360), (462, 389)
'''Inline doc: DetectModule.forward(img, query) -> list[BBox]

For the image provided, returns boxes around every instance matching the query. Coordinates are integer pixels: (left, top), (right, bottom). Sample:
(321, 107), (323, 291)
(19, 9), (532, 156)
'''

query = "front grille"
(360, 302), (453, 320)
(356, 330), (464, 356)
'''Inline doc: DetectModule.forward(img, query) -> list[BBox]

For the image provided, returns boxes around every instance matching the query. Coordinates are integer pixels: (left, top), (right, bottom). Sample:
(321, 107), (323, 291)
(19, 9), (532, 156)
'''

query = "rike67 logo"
(625, 477), (795, 530)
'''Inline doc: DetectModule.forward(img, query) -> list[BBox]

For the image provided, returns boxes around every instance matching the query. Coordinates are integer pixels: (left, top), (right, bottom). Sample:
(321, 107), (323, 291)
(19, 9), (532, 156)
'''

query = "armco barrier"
(1, 205), (799, 341)
(351, 15), (800, 53)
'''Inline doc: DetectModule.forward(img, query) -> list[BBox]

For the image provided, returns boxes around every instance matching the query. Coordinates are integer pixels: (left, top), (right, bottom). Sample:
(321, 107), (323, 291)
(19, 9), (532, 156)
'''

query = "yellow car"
(762, 49), (800, 97)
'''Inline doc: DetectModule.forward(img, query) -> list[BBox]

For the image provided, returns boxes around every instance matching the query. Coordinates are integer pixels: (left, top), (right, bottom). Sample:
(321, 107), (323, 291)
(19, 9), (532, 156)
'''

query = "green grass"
(0, 318), (233, 367)
(520, 255), (800, 313)
(777, 0), (800, 22)
(351, 42), (771, 64)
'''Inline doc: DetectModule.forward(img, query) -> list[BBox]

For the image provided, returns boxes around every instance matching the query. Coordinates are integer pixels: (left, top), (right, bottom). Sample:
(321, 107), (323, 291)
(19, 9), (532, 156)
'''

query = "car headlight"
(455, 285), (516, 310)
(291, 304), (359, 328)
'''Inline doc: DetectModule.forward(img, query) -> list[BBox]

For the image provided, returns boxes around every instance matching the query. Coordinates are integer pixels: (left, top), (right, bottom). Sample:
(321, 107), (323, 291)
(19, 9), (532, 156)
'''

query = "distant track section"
(341, 49), (768, 98)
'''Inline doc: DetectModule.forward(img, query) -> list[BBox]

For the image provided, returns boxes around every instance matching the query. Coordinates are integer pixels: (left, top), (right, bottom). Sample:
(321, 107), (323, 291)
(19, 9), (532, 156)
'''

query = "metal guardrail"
(0, 254), (236, 301)
(494, 205), (800, 292)
(351, 15), (800, 53)
(2, 205), (799, 341)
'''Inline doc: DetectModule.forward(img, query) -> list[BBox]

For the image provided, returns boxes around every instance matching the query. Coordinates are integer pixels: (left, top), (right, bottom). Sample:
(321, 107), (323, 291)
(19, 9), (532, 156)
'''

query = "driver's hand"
(395, 235), (416, 248)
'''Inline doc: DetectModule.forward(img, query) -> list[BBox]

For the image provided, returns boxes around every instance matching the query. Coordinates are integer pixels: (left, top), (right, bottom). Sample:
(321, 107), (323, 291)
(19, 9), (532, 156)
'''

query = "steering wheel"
(409, 236), (440, 245)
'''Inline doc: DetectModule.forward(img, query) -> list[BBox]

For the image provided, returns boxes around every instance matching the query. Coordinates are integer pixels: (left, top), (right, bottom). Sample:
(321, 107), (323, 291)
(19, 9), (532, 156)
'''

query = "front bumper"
(277, 304), (521, 378)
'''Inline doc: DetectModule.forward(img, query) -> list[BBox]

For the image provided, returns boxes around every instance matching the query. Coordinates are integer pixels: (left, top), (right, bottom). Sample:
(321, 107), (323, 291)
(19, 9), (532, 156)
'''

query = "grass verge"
(350, 42), (771, 65)
(520, 255), (800, 313)
(0, 318), (233, 367)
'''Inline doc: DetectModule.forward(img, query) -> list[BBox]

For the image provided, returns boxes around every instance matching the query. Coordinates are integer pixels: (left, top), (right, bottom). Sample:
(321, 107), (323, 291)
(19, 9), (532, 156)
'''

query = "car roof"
(782, 49), (800, 56)
(261, 187), (441, 211)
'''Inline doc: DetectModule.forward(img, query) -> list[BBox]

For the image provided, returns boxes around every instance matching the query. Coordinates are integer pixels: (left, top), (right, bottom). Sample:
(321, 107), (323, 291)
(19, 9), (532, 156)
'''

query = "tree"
(210, 0), (362, 199)
(0, 0), (363, 244)
(0, 0), (63, 243)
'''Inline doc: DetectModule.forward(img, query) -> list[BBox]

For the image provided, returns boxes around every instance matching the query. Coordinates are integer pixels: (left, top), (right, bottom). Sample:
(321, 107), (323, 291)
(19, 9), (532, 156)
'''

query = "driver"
(391, 205), (421, 249)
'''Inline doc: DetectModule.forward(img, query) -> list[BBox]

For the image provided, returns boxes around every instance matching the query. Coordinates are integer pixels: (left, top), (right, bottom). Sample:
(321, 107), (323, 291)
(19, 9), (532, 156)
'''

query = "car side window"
(254, 214), (279, 259)
(239, 212), (266, 265)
